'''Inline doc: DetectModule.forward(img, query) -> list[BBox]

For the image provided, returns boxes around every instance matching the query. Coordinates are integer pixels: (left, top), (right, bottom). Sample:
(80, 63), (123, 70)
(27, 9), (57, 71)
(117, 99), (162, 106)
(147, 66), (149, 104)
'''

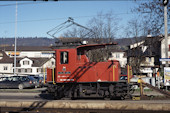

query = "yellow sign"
(9, 52), (20, 55)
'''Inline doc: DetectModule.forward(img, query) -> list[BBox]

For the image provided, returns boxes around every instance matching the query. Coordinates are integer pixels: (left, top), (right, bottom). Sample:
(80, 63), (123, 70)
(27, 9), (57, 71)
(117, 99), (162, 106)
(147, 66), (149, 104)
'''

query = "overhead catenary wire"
(0, 1), (143, 25)
(0, 1), (46, 7)
(0, 12), (136, 25)
(0, 0), (148, 7)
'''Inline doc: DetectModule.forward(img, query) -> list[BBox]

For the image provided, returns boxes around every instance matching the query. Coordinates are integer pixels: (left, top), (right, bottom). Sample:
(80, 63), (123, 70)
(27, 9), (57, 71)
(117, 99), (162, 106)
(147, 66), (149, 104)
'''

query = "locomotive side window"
(60, 51), (68, 64)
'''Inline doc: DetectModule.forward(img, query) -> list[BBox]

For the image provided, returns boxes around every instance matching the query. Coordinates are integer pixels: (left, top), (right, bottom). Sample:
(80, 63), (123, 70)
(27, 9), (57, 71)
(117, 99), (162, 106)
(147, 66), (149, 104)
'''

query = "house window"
(51, 61), (54, 65)
(116, 54), (120, 58)
(3, 66), (8, 70)
(37, 68), (42, 73)
(18, 69), (21, 73)
(23, 60), (29, 65)
(21, 69), (24, 73)
(60, 51), (68, 64)
(28, 69), (32, 73)
(25, 69), (27, 73)
(149, 57), (151, 62)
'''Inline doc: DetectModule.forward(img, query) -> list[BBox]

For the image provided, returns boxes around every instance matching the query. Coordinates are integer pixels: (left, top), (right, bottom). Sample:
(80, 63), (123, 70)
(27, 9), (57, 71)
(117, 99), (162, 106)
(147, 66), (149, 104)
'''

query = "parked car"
(29, 75), (44, 88)
(0, 76), (36, 89)
(0, 77), (9, 81)
(120, 75), (127, 80)
(120, 74), (134, 81)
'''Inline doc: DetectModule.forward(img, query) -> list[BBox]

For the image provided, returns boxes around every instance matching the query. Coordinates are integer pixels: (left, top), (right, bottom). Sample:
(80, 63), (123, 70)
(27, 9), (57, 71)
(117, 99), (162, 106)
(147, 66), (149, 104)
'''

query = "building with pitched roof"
(0, 46), (55, 76)
(109, 49), (127, 68)
(0, 46), (55, 58)
(0, 50), (13, 75)
(15, 57), (55, 75)
(126, 35), (163, 77)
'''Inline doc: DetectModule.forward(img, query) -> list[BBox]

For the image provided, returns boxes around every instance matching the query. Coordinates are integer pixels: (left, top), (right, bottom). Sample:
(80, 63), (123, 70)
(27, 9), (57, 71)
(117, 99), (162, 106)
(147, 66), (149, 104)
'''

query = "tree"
(62, 27), (90, 38)
(86, 11), (118, 41)
(134, 0), (170, 35)
(85, 11), (119, 62)
(124, 18), (146, 75)
(61, 11), (119, 62)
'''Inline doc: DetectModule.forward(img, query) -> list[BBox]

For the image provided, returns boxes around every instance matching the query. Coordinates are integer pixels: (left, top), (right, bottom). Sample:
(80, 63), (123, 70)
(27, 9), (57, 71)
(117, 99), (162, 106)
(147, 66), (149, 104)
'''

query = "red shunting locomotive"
(46, 43), (130, 99)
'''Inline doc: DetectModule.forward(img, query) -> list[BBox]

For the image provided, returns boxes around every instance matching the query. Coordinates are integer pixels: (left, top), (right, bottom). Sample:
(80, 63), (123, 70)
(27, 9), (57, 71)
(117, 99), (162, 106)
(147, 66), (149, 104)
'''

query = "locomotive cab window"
(60, 51), (68, 64)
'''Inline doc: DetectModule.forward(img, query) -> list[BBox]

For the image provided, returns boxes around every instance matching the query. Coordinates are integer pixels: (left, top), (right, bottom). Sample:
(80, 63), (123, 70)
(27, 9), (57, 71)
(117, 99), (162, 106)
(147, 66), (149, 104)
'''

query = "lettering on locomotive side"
(58, 71), (71, 74)
(65, 71), (71, 74)
(58, 72), (64, 74)
(60, 79), (74, 81)
(58, 75), (70, 78)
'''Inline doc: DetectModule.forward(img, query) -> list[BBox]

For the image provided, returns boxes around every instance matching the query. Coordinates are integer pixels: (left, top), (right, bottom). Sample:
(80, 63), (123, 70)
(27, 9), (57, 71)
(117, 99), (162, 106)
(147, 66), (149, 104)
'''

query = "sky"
(0, 1), (143, 38)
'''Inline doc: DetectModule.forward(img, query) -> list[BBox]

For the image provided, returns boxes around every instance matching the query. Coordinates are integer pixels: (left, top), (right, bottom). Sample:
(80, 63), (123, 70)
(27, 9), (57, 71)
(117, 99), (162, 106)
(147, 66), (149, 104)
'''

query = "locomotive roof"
(77, 43), (117, 51)
(52, 43), (117, 50)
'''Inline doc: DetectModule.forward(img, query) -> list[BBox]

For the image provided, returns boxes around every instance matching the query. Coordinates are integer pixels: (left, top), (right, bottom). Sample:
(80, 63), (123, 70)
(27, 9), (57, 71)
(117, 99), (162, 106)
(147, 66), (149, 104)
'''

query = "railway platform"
(0, 100), (170, 113)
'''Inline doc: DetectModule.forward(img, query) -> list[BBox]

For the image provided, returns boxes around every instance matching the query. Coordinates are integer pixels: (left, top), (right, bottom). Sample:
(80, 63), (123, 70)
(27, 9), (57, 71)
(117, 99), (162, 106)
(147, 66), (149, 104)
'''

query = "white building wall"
(20, 58), (33, 68)
(0, 64), (13, 74)
(32, 67), (39, 75)
(6, 51), (54, 58)
(140, 57), (155, 67)
(42, 58), (55, 69)
(161, 36), (170, 64)
(109, 52), (127, 67)
(130, 41), (144, 49)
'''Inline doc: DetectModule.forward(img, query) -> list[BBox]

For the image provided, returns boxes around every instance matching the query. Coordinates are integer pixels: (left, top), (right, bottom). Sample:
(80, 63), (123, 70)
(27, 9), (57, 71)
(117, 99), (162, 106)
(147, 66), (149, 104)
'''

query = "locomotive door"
(56, 49), (77, 82)
(58, 51), (69, 82)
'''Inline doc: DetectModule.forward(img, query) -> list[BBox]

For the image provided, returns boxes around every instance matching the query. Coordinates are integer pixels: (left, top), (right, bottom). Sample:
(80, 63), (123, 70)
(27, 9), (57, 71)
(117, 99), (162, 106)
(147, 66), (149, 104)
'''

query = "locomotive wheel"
(53, 92), (61, 100)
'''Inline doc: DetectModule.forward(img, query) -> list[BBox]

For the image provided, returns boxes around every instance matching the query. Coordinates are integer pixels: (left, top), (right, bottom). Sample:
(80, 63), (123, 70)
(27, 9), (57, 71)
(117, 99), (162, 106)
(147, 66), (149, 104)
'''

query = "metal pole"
(44, 67), (46, 84)
(164, 2), (168, 67)
(163, 0), (169, 90)
(14, 2), (17, 75)
(52, 68), (56, 84)
(157, 71), (160, 89)
(127, 65), (130, 83)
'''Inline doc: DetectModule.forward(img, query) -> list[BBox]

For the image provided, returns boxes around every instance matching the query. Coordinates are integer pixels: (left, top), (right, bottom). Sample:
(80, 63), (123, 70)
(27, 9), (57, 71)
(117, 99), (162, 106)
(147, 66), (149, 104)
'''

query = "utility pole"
(163, 0), (169, 90)
(164, 0), (169, 67)
(14, 1), (17, 75)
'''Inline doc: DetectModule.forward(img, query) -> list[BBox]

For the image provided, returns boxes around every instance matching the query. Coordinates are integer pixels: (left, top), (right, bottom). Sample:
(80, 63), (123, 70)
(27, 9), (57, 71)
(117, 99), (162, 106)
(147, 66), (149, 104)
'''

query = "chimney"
(147, 34), (152, 38)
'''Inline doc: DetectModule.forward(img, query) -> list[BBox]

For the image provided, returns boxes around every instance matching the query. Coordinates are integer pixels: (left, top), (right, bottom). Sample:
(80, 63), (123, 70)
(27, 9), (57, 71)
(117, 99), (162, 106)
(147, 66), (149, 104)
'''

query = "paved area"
(132, 90), (165, 96)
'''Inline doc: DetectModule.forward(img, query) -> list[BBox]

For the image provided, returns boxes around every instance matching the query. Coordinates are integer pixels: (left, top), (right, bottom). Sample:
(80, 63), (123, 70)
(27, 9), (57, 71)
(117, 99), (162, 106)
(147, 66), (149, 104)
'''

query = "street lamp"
(163, 0), (169, 67)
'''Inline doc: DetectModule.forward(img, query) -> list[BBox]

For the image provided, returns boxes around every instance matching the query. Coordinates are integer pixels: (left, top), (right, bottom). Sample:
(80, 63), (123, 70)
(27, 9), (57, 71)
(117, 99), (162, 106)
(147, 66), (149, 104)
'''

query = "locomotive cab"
(53, 43), (121, 83)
